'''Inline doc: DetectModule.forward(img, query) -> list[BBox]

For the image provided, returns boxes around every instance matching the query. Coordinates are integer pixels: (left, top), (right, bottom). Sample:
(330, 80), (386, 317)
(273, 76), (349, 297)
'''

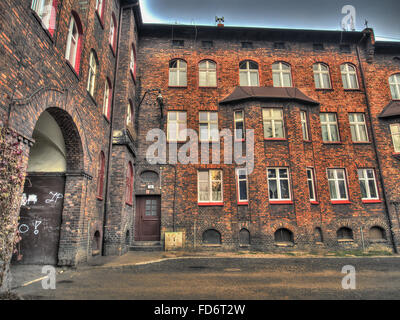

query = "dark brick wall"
(0, 0), (132, 265)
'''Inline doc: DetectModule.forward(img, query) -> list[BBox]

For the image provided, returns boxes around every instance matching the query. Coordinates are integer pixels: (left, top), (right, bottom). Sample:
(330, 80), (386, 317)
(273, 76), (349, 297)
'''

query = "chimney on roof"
(215, 16), (224, 27)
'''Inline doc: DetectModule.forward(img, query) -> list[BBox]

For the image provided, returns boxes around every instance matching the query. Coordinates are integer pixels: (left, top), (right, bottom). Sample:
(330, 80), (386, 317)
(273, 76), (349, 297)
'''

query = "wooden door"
(135, 196), (161, 241)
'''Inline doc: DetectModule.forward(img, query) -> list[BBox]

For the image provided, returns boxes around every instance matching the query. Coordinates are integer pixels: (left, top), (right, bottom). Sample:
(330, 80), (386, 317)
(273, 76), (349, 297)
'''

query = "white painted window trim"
(267, 167), (291, 201)
(199, 111), (219, 142)
(167, 111), (187, 142)
(197, 170), (223, 203)
(357, 169), (379, 200)
(239, 61), (259, 86)
(327, 168), (349, 200)
(236, 168), (248, 202)
(263, 108), (285, 139)
(349, 113), (369, 142)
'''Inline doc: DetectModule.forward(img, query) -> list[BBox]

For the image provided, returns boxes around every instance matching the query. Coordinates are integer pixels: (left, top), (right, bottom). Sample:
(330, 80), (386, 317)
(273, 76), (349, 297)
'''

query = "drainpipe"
(356, 34), (398, 253)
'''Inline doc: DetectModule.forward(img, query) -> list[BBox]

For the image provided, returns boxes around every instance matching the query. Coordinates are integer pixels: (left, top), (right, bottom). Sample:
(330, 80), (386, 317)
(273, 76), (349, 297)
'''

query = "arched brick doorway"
(13, 108), (84, 265)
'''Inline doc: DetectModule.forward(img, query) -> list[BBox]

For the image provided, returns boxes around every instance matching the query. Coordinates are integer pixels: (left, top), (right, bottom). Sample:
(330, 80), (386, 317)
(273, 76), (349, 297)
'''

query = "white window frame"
(197, 170), (223, 203)
(199, 111), (219, 142)
(390, 123), (400, 153)
(320, 113), (340, 142)
(389, 74), (400, 100)
(87, 51), (97, 96)
(199, 60), (217, 87)
(234, 110), (245, 140)
(341, 63), (359, 89)
(263, 108), (285, 139)
(267, 167), (291, 201)
(327, 169), (348, 201)
(357, 169), (379, 200)
(239, 61), (259, 86)
(349, 113), (369, 142)
(169, 59), (187, 87)
(167, 111), (187, 142)
(65, 16), (79, 69)
(109, 16), (115, 49)
(300, 111), (309, 141)
(236, 168), (248, 203)
(96, 0), (103, 17)
(272, 62), (292, 87)
(307, 168), (317, 202)
(103, 80), (110, 117)
(313, 63), (331, 89)
(31, 0), (53, 30)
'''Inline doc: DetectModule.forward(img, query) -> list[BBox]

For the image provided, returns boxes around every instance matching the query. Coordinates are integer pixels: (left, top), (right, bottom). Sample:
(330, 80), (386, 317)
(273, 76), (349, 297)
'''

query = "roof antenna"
(364, 19), (369, 29)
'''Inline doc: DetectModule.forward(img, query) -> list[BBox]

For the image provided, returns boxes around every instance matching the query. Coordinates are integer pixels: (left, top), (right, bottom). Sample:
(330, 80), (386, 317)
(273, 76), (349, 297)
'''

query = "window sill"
(269, 200), (293, 205)
(353, 141), (371, 144)
(362, 199), (382, 204)
(310, 201), (319, 205)
(234, 139), (245, 143)
(130, 69), (136, 84)
(238, 202), (248, 206)
(65, 60), (79, 79)
(96, 196), (103, 201)
(264, 138), (287, 141)
(337, 239), (354, 243)
(303, 140), (312, 143)
(202, 244), (222, 247)
(168, 86), (188, 89)
(275, 242), (294, 247)
(322, 141), (342, 145)
(103, 114), (111, 124)
(315, 88), (334, 91)
(343, 88), (361, 92)
(95, 10), (105, 29)
(198, 202), (224, 206)
(331, 200), (351, 204)
(87, 91), (97, 106)
(126, 202), (133, 207)
(199, 86), (217, 89)
(109, 44), (116, 57)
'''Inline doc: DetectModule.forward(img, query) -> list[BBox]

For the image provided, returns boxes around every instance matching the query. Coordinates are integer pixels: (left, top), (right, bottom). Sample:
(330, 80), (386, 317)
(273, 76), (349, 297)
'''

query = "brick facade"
(0, 0), (399, 271)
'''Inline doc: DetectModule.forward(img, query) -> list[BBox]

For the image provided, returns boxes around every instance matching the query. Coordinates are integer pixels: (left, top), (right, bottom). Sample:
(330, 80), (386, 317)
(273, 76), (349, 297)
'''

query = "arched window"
(272, 62), (292, 87)
(239, 228), (251, 246)
(313, 63), (331, 89)
(130, 44), (137, 80)
(274, 228), (294, 243)
(341, 63), (359, 89)
(103, 78), (112, 120)
(31, 0), (58, 36)
(369, 226), (386, 240)
(96, 151), (105, 199)
(199, 60), (217, 87)
(65, 12), (83, 73)
(87, 50), (98, 96)
(389, 73), (400, 100)
(169, 59), (187, 86)
(109, 13), (117, 51)
(239, 60), (259, 86)
(202, 229), (221, 245)
(92, 230), (101, 254)
(95, 0), (105, 21)
(126, 162), (133, 205)
(337, 227), (353, 240)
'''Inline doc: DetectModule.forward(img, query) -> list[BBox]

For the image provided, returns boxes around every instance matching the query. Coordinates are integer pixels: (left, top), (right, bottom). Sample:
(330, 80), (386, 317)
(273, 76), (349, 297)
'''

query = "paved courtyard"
(10, 254), (400, 300)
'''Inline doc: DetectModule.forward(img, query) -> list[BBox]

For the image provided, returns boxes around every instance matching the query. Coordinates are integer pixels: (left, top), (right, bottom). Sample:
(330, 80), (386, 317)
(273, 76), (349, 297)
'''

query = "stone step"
(130, 241), (163, 251)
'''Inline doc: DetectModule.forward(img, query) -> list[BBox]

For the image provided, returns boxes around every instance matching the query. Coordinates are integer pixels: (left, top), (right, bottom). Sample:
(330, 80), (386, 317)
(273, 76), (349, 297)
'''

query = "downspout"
(356, 34), (398, 253)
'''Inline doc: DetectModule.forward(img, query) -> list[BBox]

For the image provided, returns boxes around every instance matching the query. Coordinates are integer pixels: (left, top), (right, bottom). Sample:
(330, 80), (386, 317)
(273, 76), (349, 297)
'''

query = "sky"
(139, 0), (400, 42)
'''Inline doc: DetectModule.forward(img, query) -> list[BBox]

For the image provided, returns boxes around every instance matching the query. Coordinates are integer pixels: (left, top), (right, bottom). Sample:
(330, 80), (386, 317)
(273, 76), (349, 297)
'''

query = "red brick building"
(0, 0), (399, 268)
